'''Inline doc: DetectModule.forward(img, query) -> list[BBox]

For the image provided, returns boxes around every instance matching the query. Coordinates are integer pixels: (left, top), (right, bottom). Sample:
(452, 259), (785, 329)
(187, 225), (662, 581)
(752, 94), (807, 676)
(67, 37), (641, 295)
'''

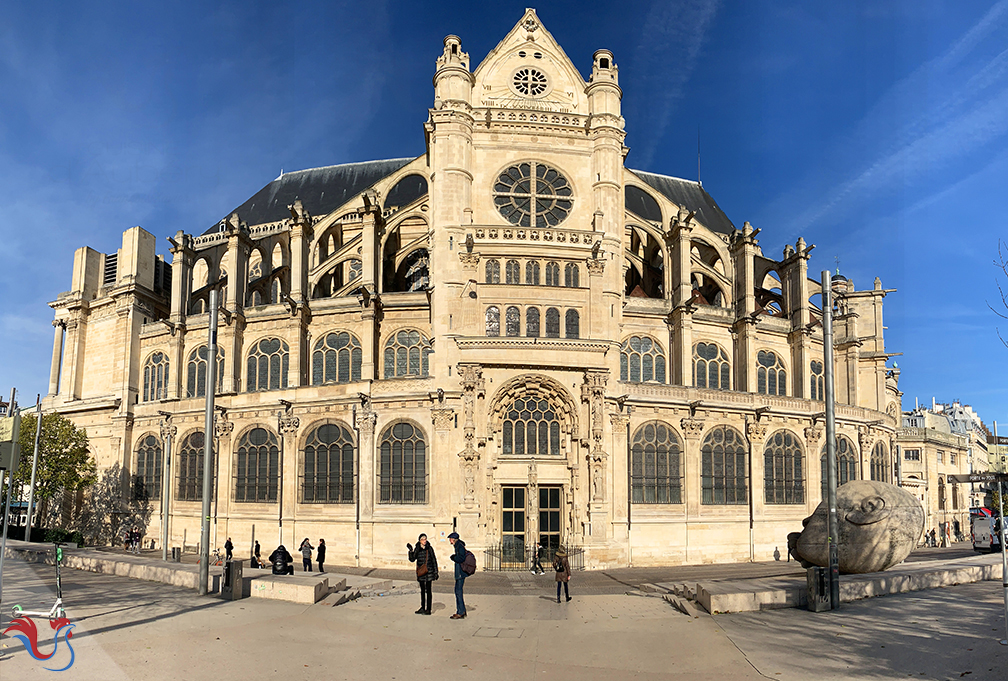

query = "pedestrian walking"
(254, 540), (262, 568)
(448, 532), (469, 619)
(531, 541), (545, 574)
(553, 549), (571, 603)
(317, 538), (326, 572)
(224, 537), (234, 561)
(269, 545), (294, 575)
(299, 537), (314, 572)
(407, 533), (439, 615)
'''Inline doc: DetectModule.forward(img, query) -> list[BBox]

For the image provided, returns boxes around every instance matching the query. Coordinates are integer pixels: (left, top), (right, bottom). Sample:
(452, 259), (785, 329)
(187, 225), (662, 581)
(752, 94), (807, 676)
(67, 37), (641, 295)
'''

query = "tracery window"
(545, 262), (560, 287)
(564, 309), (579, 339)
(143, 352), (169, 402)
(701, 426), (747, 505)
(512, 67), (548, 96)
(545, 308), (560, 338)
(383, 329), (433, 378)
(486, 259), (501, 284)
(526, 307), (540, 337)
(379, 422), (427, 504)
(133, 434), (162, 501)
(764, 430), (804, 504)
(694, 342), (731, 390)
(246, 338), (289, 392)
(492, 162), (572, 228)
(620, 336), (666, 383)
(810, 360), (824, 400)
(506, 259), (521, 284)
(821, 435), (858, 499)
(176, 431), (207, 502)
(757, 350), (787, 396)
(186, 345), (224, 398)
(234, 427), (279, 503)
(302, 423), (354, 503)
(312, 332), (362, 385)
(526, 261), (540, 285)
(502, 396), (561, 457)
(505, 306), (521, 337)
(564, 263), (580, 288)
(631, 421), (682, 504)
(486, 306), (501, 337)
(402, 249), (429, 291)
(938, 476), (946, 510)
(870, 442), (889, 483)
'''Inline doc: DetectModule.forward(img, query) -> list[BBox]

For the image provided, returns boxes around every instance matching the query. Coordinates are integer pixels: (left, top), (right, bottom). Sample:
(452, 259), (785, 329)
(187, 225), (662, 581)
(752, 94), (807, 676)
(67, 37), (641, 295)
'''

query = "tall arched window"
(701, 426), (747, 504)
(526, 307), (540, 337)
(526, 260), (540, 285)
(545, 308), (560, 338)
(302, 423), (354, 503)
(246, 338), (289, 392)
(505, 259), (521, 284)
(486, 259), (501, 284)
(694, 342), (731, 390)
(133, 434), (162, 501)
(620, 336), (666, 383)
(403, 249), (429, 291)
(379, 422), (427, 503)
(938, 476), (946, 510)
(820, 435), (858, 499)
(546, 262), (560, 287)
(485, 306), (501, 337)
(870, 442), (889, 483)
(234, 427), (279, 503)
(505, 306), (521, 336)
(502, 395), (561, 457)
(312, 332), (362, 385)
(764, 430), (804, 504)
(631, 421), (682, 504)
(383, 329), (433, 378)
(757, 350), (787, 396)
(810, 360), (824, 400)
(186, 345), (224, 398)
(951, 481), (959, 510)
(143, 352), (169, 402)
(564, 263), (579, 287)
(176, 431), (206, 501)
(564, 309), (579, 339)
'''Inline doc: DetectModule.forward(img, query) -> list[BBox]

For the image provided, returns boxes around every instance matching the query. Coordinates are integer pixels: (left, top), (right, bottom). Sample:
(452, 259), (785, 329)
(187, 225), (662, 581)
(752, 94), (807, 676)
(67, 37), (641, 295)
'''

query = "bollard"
(221, 559), (244, 600)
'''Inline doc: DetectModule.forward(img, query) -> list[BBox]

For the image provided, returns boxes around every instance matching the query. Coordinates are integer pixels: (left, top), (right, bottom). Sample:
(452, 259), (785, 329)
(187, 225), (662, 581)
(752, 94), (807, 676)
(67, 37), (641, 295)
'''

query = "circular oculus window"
(493, 162), (573, 228)
(512, 67), (548, 97)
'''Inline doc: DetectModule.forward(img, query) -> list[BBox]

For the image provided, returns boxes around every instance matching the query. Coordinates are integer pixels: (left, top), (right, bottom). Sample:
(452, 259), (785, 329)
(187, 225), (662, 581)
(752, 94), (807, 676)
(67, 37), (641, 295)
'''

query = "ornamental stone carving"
(159, 415), (177, 441)
(804, 425), (823, 448)
(458, 252), (481, 269)
(586, 258), (605, 275)
(581, 370), (608, 457)
(858, 426), (877, 452)
(357, 408), (376, 442)
(746, 421), (768, 442)
(213, 412), (234, 439)
(278, 413), (300, 435)
(431, 408), (454, 432)
(681, 417), (705, 439)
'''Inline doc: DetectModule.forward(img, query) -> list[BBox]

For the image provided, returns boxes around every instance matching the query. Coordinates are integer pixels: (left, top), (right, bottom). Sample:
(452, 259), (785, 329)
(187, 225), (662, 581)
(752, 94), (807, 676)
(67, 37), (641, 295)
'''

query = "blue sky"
(2, 1), (1007, 425)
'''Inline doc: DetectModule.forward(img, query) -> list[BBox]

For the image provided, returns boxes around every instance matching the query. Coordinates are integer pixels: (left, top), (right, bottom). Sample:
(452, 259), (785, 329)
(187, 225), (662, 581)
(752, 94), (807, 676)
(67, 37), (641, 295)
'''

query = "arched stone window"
(312, 332), (362, 385)
(302, 422), (354, 503)
(383, 329), (433, 378)
(133, 434), (162, 501)
(526, 260), (540, 285)
(402, 249), (429, 291)
(176, 431), (207, 501)
(234, 427), (279, 503)
(505, 306), (521, 336)
(379, 422), (427, 503)
(694, 342), (731, 390)
(631, 421), (682, 504)
(143, 352), (169, 402)
(486, 259), (501, 284)
(506, 259), (521, 284)
(620, 336), (666, 383)
(757, 350), (787, 396)
(545, 262), (560, 287)
(526, 307), (540, 337)
(565, 309), (579, 339)
(564, 262), (579, 288)
(545, 308), (560, 338)
(186, 345), (224, 398)
(951, 481), (959, 510)
(938, 476), (946, 510)
(502, 395), (561, 457)
(870, 442), (889, 483)
(810, 360), (824, 400)
(485, 306), (501, 337)
(701, 425), (747, 504)
(764, 430), (804, 504)
(820, 435), (858, 499)
(246, 338), (290, 392)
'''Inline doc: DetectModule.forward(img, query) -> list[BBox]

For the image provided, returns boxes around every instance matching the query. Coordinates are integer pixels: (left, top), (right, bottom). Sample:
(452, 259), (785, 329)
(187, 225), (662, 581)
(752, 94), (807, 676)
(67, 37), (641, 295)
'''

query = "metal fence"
(483, 542), (584, 572)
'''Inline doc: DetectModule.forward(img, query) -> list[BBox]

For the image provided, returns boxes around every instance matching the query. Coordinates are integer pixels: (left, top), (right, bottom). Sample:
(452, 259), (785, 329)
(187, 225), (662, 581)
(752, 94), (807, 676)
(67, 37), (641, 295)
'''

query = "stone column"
(458, 364), (485, 509)
(287, 200), (312, 307)
(159, 417), (178, 548)
(681, 416), (706, 519)
(609, 411), (631, 545)
(62, 312), (85, 401)
(730, 223), (760, 392)
(278, 410), (300, 548)
(804, 424), (823, 512)
(431, 405), (455, 518)
(212, 411), (235, 550)
(858, 427), (876, 481)
(582, 370), (609, 540)
(356, 402), (377, 566)
(586, 256), (605, 339)
(48, 320), (66, 396)
(746, 419), (768, 520)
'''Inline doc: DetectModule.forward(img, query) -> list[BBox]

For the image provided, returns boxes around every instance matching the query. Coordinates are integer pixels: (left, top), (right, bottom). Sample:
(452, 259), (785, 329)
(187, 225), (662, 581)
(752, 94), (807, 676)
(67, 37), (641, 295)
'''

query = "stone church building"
(44, 10), (902, 568)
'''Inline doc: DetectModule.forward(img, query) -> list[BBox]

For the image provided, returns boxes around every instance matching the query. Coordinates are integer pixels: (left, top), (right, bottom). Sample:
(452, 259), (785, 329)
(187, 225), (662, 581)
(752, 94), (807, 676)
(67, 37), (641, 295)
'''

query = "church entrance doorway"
(538, 485), (562, 555)
(501, 486), (526, 568)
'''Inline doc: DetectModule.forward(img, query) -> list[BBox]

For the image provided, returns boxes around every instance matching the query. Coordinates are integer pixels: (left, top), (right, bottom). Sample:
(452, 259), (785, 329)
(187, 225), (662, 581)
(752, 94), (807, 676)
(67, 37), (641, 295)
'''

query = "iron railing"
(483, 542), (584, 572)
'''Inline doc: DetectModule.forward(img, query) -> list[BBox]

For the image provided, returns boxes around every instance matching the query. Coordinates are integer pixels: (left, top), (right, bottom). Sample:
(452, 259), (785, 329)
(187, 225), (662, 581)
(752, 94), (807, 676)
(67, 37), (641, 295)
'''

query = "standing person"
(254, 541), (262, 568)
(224, 537), (234, 561)
(407, 533), (439, 615)
(553, 549), (571, 603)
(317, 538), (326, 573)
(448, 532), (467, 619)
(531, 541), (545, 575)
(299, 537), (314, 572)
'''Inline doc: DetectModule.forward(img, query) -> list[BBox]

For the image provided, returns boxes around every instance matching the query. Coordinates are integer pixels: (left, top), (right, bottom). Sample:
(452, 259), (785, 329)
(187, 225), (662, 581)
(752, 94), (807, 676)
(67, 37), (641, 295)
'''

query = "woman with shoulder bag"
(553, 549), (571, 603)
(407, 533), (439, 615)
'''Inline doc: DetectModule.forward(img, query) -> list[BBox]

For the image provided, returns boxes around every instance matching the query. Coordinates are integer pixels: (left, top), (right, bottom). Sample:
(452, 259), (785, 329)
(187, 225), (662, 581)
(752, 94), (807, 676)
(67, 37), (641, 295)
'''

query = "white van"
(972, 516), (1003, 553)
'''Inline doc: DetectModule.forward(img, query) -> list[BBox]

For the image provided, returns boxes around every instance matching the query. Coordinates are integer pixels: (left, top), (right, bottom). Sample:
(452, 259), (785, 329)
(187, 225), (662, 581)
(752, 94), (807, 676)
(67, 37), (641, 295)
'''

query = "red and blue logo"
(2, 615), (76, 672)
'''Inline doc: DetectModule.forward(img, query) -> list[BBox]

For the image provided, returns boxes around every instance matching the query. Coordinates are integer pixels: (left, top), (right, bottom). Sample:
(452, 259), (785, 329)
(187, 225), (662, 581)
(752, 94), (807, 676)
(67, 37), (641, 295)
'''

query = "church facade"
(44, 10), (902, 568)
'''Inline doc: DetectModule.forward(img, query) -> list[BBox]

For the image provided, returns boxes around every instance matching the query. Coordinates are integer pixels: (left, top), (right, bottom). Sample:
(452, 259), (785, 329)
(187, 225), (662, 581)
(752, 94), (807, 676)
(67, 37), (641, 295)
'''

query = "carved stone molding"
(213, 412), (235, 439)
(609, 412), (630, 430)
(458, 252), (481, 270)
(858, 426), (877, 452)
(431, 407), (454, 432)
(581, 370), (608, 457)
(746, 421), (768, 442)
(585, 258), (605, 275)
(357, 409), (376, 441)
(159, 415), (177, 441)
(681, 417), (705, 439)
(278, 414), (300, 435)
(804, 425), (823, 447)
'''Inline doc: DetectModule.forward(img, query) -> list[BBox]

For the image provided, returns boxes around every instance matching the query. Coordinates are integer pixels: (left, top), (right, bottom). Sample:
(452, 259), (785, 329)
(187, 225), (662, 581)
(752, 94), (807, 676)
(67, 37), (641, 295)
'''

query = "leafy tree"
(991, 488), (1008, 517)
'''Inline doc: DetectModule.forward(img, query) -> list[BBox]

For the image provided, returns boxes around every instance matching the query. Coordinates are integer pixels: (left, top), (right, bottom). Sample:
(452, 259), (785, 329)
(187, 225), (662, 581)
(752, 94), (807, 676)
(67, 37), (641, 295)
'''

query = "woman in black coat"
(407, 533), (439, 615)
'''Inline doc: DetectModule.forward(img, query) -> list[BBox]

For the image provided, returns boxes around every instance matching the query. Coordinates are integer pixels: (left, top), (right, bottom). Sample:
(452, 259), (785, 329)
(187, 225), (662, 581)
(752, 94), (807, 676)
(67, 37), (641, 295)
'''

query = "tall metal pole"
(999, 479), (1008, 645)
(199, 289), (218, 595)
(24, 396), (42, 541)
(821, 271), (840, 609)
(0, 389), (20, 605)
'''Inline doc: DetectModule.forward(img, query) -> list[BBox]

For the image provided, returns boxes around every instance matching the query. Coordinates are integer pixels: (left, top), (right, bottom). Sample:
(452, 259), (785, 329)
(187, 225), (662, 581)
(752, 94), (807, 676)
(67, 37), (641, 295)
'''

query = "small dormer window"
(599, 57), (609, 69)
(451, 44), (457, 55)
(513, 68), (548, 97)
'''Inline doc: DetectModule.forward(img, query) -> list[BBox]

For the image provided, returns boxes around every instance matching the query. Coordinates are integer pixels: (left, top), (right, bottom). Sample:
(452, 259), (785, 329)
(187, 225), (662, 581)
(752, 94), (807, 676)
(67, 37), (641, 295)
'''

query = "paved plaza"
(1, 548), (1006, 680)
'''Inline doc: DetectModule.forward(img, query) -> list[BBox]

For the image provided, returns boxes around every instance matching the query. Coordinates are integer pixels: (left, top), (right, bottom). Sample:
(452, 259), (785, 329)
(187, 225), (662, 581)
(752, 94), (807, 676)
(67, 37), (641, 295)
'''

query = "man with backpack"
(448, 532), (475, 619)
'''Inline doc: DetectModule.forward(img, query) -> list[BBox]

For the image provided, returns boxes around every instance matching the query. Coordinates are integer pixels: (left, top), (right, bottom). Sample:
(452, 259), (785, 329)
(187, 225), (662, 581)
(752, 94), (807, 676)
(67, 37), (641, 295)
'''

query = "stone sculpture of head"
(787, 480), (924, 574)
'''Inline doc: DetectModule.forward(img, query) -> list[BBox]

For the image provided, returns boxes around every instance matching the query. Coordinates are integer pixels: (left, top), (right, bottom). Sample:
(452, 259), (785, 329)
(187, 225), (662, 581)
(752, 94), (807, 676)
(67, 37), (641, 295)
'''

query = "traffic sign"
(948, 473), (1008, 484)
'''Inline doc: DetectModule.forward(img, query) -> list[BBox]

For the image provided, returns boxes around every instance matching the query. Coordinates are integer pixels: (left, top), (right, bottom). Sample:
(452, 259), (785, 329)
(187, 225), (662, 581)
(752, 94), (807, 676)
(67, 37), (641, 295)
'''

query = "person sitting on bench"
(269, 545), (294, 575)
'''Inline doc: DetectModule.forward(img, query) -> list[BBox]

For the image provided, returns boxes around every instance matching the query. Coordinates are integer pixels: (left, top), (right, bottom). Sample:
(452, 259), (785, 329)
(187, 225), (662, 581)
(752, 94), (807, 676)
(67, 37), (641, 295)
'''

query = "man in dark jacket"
(269, 545), (294, 575)
(448, 532), (467, 619)
(224, 537), (234, 561)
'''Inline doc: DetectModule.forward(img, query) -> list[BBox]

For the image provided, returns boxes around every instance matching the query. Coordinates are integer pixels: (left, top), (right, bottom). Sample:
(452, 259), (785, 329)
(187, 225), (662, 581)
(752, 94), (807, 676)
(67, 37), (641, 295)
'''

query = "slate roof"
(205, 158), (417, 234)
(628, 170), (736, 236)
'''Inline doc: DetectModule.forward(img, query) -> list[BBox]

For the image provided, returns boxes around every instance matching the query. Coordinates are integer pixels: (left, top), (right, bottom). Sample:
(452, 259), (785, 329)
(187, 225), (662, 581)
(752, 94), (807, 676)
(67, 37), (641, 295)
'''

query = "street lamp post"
(821, 271), (840, 609)
(198, 289), (219, 595)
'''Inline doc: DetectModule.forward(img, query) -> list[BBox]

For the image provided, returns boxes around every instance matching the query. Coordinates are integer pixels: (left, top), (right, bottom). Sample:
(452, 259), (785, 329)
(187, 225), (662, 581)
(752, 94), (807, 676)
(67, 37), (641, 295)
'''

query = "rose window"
(512, 68), (548, 96)
(493, 162), (573, 228)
